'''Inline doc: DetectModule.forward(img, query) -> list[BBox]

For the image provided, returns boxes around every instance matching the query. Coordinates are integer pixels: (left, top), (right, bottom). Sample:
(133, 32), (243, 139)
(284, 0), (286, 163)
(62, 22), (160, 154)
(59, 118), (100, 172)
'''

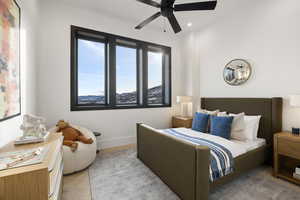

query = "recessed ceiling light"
(187, 22), (192, 27)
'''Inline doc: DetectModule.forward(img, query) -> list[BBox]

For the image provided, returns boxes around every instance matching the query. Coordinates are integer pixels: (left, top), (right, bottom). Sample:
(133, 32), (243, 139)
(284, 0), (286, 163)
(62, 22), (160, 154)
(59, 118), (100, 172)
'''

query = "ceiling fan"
(135, 0), (217, 34)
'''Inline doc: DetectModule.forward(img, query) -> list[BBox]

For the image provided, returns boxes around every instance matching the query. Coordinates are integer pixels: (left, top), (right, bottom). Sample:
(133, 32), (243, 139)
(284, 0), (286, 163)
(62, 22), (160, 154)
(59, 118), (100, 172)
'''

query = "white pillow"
(244, 115), (261, 139)
(235, 115), (261, 141)
(227, 113), (247, 141)
(229, 113), (245, 132)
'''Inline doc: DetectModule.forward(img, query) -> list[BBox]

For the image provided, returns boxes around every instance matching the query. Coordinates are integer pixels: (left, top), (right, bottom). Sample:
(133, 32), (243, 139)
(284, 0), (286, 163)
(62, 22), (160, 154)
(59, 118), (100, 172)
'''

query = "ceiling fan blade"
(174, 1), (217, 12)
(161, 0), (176, 7)
(136, 0), (161, 8)
(135, 12), (162, 30)
(167, 13), (182, 33)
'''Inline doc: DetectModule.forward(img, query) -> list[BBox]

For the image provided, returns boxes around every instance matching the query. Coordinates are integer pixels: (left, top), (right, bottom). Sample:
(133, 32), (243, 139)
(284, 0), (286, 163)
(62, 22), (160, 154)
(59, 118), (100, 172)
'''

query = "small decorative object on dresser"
(15, 114), (49, 145)
(290, 95), (300, 134)
(172, 116), (193, 128)
(274, 132), (300, 184)
(176, 96), (192, 117)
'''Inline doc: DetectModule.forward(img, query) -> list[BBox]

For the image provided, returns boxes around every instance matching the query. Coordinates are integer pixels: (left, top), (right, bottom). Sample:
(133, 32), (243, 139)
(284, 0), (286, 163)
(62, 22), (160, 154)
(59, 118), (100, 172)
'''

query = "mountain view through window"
(78, 39), (105, 105)
(78, 42), (164, 105)
(72, 26), (171, 110)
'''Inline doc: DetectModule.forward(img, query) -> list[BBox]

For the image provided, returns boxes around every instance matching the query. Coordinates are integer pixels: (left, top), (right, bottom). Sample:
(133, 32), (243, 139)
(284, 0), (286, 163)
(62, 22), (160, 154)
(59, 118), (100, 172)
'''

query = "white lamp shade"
(177, 96), (192, 104)
(290, 95), (300, 107)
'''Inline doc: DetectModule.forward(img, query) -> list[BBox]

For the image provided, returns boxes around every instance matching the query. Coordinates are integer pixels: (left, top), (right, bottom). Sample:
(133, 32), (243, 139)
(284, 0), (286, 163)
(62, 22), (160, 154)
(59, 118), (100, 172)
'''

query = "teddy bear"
(56, 120), (93, 152)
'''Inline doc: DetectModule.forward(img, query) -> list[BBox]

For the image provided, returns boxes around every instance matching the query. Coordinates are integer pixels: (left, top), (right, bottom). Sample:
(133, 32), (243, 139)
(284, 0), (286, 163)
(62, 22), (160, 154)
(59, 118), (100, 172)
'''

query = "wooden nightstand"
(172, 116), (193, 128)
(274, 132), (300, 184)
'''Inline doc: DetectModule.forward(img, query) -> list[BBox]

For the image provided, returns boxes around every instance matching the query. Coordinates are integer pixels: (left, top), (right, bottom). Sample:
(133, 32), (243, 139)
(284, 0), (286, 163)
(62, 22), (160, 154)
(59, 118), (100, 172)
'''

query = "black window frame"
(71, 25), (172, 111)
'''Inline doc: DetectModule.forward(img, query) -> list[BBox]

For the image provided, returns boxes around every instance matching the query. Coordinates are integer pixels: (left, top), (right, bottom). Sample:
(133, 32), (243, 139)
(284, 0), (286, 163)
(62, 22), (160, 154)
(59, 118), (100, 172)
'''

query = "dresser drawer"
(278, 138), (300, 159)
(49, 162), (63, 200)
(49, 151), (63, 197)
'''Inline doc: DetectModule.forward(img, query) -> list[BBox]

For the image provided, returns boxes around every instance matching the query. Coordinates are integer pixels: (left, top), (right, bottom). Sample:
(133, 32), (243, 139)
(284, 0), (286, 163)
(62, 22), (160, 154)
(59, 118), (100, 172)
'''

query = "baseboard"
(99, 136), (136, 149)
(101, 144), (136, 154)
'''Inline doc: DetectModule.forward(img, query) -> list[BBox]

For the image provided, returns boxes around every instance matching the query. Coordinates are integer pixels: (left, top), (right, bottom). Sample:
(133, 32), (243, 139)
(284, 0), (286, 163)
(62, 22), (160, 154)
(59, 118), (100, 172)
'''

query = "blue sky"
(116, 46), (137, 94)
(78, 39), (162, 96)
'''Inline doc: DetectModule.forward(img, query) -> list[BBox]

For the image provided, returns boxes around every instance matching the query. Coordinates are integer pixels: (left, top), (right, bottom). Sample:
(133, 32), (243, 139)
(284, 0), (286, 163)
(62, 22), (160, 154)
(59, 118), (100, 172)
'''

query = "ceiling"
(59, 0), (239, 34)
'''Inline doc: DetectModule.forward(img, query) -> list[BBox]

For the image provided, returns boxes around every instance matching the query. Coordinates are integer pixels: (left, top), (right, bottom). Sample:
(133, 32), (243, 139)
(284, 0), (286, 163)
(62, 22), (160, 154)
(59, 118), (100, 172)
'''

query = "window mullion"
(71, 31), (78, 108)
(136, 46), (141, 105)
(105, 42), (109, 105)
(108, 37), (117, 106)
(162, 52), (166, 105)
(142, 45), (148, 106)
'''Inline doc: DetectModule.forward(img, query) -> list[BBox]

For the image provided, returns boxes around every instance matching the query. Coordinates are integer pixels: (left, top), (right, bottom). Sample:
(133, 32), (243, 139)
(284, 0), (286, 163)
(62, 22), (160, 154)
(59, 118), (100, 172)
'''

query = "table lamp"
(290, 95), (300, 134)
(177, 96), (192, 117)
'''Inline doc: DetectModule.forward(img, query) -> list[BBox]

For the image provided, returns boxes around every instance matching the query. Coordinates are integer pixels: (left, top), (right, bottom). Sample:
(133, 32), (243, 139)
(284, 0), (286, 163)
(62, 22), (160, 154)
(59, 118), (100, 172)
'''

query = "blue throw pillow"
(192, 112), (210, 133)
(210, 115), (234, 139)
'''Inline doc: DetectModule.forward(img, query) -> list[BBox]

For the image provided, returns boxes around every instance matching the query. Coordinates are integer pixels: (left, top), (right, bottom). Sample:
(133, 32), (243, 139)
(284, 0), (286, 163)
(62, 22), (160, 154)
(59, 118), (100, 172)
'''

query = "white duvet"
(159, 128), (248, 158)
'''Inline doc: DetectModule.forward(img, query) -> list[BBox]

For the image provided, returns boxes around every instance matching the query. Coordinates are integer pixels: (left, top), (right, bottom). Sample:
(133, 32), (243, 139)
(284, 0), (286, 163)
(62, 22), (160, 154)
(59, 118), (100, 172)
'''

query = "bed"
(136, 98), (282, 200)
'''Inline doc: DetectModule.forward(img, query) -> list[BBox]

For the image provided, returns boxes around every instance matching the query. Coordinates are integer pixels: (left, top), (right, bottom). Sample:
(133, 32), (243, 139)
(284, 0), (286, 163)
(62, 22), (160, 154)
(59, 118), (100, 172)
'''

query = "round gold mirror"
(223, 59), (252, 86)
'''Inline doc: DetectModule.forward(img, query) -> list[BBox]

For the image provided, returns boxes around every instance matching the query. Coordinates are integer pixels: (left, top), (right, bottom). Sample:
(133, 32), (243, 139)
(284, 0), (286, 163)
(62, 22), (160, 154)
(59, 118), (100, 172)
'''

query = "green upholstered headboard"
(201, 98), (283, 145)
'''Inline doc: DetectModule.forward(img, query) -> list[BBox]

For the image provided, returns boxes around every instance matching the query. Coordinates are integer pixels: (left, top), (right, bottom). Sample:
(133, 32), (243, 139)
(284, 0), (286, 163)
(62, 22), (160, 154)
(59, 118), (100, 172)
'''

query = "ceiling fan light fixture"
(135, 0), (217, 34)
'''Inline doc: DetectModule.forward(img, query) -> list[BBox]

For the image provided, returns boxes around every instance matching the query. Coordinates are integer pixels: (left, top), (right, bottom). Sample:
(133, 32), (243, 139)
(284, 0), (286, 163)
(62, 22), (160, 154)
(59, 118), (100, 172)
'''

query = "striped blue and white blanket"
(162, 129), (234, 182)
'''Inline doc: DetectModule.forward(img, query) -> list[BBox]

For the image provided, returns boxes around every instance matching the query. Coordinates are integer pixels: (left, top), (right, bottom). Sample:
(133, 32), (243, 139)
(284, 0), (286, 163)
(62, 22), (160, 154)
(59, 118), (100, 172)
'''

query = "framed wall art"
(0, 0), (21, 122)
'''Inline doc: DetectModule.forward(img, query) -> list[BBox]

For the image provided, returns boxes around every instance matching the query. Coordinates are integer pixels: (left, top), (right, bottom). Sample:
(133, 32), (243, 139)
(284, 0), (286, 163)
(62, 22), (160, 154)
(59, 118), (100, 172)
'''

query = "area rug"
(89, 148), (300, 200)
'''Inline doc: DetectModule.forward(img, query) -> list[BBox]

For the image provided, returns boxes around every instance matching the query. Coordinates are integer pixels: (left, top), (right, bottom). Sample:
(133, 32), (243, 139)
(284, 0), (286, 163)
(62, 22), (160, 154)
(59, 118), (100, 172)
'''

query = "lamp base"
(180, 103), (190, 118)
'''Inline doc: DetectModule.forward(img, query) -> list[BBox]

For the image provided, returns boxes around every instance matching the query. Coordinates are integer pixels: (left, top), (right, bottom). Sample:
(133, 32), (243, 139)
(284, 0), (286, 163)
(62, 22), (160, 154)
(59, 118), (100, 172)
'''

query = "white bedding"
(160, 128), (247, 158)
(231, 138), (266, 152)
(159, 128), (266, 158)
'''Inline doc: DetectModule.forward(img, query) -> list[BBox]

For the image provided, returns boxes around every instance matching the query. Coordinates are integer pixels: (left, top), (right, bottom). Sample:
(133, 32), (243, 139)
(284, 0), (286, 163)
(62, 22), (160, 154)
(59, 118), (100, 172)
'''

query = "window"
(116, 45), (137, 105)
(71, 26), (171, 111)
(148, 51), (163, 105)
(77, 39), (106, 105)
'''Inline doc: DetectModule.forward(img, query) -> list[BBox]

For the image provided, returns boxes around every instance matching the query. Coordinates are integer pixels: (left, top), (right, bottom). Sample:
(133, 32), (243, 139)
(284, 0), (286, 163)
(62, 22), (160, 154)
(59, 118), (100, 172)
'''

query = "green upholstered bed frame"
(137, 98), (282, 200)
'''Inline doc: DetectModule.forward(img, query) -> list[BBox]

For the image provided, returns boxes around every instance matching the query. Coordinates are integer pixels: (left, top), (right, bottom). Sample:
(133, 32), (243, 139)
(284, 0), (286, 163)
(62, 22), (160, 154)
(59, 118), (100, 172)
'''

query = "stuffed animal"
(56, 120), (93, 152)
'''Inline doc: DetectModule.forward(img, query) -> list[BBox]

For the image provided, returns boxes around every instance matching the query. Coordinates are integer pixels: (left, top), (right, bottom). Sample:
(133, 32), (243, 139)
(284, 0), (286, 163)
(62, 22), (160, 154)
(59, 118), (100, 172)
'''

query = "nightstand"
(274, 132), (300, 184)
(172, 116), (193, 128)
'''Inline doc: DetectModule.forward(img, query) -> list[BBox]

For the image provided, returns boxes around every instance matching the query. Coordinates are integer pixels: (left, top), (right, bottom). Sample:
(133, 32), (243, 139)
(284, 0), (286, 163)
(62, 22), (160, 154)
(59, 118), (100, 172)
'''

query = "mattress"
(159, 128), (266, 158)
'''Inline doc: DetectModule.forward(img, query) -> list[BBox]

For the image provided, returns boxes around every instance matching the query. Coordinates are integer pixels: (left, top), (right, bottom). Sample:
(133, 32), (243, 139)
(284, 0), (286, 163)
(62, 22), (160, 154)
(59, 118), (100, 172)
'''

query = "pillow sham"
(234, 115), (261, 141)
(192, 112), (210, 133)
(210, 115), (234, 140)
(229, 113), (245, 132)
(244, 115), (261, 139)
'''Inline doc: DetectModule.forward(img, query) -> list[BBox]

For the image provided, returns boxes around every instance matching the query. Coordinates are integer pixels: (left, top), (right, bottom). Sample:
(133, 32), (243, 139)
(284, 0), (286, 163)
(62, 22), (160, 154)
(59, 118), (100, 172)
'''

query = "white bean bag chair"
(50, 125), (97, 175)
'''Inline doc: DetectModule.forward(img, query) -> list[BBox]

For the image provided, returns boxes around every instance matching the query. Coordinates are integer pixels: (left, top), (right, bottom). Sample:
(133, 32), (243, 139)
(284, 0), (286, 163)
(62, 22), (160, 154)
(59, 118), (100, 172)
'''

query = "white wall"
(37, 1), (184, 148)
(0, 0), (38, 147)
(181, 0), (300, 131)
